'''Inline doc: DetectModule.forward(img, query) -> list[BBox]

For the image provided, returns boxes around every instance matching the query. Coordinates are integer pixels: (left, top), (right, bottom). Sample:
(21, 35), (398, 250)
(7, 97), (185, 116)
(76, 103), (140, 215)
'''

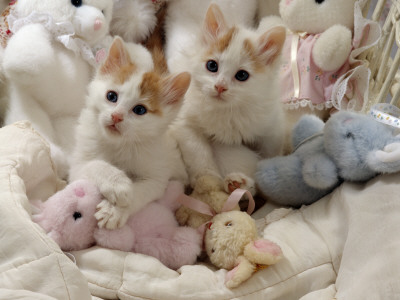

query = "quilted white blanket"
(1, 121), (399, 300)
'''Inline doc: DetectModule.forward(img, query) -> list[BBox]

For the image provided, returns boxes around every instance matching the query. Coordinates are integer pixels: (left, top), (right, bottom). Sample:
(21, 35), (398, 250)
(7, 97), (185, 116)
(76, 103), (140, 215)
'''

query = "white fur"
(312, 24), (352, 71)
(3, 0), (113, 178)
(70, 40), (189, 229)
(169, 6), (286, 191)
(165, 0), (258, 73)
(111, 0), (157, 43)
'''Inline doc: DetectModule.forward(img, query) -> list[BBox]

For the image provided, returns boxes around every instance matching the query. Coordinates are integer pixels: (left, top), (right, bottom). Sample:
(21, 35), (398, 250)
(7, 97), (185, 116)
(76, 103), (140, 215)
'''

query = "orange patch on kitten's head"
(206, 27), (238, 56)
(243, 39), (265, 73)
(140, 72), (162, 115)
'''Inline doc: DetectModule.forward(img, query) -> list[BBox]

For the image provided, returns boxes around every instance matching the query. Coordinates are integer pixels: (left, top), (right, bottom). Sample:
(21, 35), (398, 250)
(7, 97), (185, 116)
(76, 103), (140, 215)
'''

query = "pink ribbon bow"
(177, 188), (256, 224)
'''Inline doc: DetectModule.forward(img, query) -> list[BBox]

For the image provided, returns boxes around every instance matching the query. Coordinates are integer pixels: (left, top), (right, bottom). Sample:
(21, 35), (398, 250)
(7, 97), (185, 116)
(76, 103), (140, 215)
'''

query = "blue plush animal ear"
(292, 115), (325, 149)
(367, 142), (400, 173)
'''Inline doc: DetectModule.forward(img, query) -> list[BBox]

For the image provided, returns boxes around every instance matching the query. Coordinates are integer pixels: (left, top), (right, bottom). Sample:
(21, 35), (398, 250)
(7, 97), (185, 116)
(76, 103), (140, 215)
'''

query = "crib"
(0, 1), (400, 300)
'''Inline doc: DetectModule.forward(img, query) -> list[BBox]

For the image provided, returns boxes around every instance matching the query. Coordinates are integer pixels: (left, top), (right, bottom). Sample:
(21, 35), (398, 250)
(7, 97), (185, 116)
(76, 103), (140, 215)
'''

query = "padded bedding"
(1, 121), (399, 299)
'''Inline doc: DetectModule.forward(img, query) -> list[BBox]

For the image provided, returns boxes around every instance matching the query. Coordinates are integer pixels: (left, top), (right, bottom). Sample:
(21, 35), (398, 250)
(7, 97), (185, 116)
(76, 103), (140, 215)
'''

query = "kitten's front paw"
(95, 200), (130, 229)
(224, 172), (256, 195)
(100, 175), (132, 207)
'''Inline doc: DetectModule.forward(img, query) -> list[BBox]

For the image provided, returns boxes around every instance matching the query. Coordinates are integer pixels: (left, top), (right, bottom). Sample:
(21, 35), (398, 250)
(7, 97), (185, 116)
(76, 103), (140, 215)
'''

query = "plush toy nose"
(94, 19), (103, 31)
(111, 113), (124, 124)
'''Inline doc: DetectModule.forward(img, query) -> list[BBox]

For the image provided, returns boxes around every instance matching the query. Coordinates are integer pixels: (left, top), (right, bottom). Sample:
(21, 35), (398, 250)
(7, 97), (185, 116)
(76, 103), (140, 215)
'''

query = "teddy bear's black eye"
(211, 248), (215, 253)
(225, 221), (233, 227)
(73, 212), (82, 220)
(346, 132), (355, 139)
(315, 0), (325, 3)
(71, 0), (82, 7)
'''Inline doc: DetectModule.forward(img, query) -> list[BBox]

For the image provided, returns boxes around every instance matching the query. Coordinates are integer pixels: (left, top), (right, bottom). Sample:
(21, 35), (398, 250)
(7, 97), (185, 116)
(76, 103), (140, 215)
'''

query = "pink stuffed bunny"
(32, 179), (202, 270)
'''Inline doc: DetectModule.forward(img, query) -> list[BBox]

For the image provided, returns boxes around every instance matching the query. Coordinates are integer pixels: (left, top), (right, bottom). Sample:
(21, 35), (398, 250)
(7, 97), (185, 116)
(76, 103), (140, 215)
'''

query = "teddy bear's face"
(279, 0), (356, 34)
(33, 180), (102, 251)
(205, 211), (257, 269)
(15, 0), (113, 46)
(73, 0), (113, 45)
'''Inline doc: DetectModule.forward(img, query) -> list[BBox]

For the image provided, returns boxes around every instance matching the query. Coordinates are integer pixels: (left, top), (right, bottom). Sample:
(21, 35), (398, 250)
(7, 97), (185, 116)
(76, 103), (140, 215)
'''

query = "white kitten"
(69, 37), (190, 229)
(170, 4), (286, 194)
(165, 0), (258, 73)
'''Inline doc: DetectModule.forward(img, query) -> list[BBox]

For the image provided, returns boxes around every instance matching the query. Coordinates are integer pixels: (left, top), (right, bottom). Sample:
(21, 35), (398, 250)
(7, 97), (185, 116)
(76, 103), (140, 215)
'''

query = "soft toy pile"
(256, 111), (400, 207)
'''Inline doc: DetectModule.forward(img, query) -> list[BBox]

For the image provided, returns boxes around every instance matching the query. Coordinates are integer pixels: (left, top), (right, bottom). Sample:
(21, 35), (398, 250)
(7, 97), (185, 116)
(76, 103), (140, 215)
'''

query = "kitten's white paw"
(224, 172), (256, 195)
(95, 200), (130, 229)
(100, 175), (132, 207)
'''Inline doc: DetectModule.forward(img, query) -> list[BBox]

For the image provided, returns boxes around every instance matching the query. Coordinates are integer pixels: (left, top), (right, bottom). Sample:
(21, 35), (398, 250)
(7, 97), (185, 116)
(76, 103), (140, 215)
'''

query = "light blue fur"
(256, 111), (400, 207)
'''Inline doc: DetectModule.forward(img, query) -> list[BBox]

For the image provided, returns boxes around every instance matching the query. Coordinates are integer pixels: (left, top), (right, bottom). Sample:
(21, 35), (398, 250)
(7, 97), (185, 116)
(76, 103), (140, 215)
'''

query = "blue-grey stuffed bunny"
(255, 111), (400, 207)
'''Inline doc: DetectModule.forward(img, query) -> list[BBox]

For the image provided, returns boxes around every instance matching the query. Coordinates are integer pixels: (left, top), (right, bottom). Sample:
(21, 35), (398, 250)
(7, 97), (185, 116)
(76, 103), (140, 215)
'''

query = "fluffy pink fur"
(32, 179), (202, 269)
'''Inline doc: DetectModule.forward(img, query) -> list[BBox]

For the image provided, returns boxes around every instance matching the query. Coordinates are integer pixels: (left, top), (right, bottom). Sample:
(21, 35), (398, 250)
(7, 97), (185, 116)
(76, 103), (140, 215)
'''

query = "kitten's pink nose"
(94, 19), (103, 31)
(111, 113), (123, 124)
(215, 84), (227, 94)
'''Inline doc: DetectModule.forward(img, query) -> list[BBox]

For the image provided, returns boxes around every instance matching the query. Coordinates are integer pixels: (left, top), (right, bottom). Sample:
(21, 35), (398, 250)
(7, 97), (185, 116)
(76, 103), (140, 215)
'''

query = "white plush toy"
(110, 0), (165, 43)
(3, 0), (113, 178)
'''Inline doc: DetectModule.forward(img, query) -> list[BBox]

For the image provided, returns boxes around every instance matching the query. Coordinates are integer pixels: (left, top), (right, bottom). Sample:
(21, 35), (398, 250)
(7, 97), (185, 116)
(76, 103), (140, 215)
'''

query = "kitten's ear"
(162, 72), (191, 105)
(203, 4), (228, 43)
(257, 26), (286, 65)
(100, 37), (134, 75)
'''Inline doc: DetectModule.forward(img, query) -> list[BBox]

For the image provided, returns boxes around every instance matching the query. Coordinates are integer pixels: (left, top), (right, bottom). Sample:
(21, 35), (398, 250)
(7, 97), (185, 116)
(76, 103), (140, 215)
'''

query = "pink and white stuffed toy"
(258, 0), (381, 151)
(32, 179), (202, 270)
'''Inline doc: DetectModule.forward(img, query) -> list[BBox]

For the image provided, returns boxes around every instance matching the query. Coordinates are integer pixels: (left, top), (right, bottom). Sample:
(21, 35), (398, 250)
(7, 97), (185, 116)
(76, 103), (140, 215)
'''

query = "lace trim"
(284, 99), (334, 111)
(7, 11), (106, 66)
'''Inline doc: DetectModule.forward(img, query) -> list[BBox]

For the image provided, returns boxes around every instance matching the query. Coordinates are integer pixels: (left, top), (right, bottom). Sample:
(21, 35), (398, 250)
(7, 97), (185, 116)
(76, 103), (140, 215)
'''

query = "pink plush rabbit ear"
(244, 239), (283, 265)
(225, 256), (254, 289)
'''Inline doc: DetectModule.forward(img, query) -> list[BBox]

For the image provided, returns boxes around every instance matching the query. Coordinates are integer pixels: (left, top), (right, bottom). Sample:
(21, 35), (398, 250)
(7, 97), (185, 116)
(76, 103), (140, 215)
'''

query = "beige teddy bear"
(204, 210), (283, 288)
(175, 175), (235, 228)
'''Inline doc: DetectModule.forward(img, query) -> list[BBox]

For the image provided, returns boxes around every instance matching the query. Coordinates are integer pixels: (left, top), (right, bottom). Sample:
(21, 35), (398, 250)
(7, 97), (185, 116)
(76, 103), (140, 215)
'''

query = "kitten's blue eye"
(235, 70), (249, 82)
(206, 60), (218, 73)
(106, 91), (118, 103)
(132, 105), (147, 115)
(71, 0), (82, 7)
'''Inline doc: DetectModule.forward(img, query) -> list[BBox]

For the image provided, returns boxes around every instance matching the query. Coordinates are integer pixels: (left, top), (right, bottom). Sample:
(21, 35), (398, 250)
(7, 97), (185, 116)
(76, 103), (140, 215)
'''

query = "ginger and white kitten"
(69, 37), (190, 229)
(170, 4), (286, 194)
(165, 0), (258, 74)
